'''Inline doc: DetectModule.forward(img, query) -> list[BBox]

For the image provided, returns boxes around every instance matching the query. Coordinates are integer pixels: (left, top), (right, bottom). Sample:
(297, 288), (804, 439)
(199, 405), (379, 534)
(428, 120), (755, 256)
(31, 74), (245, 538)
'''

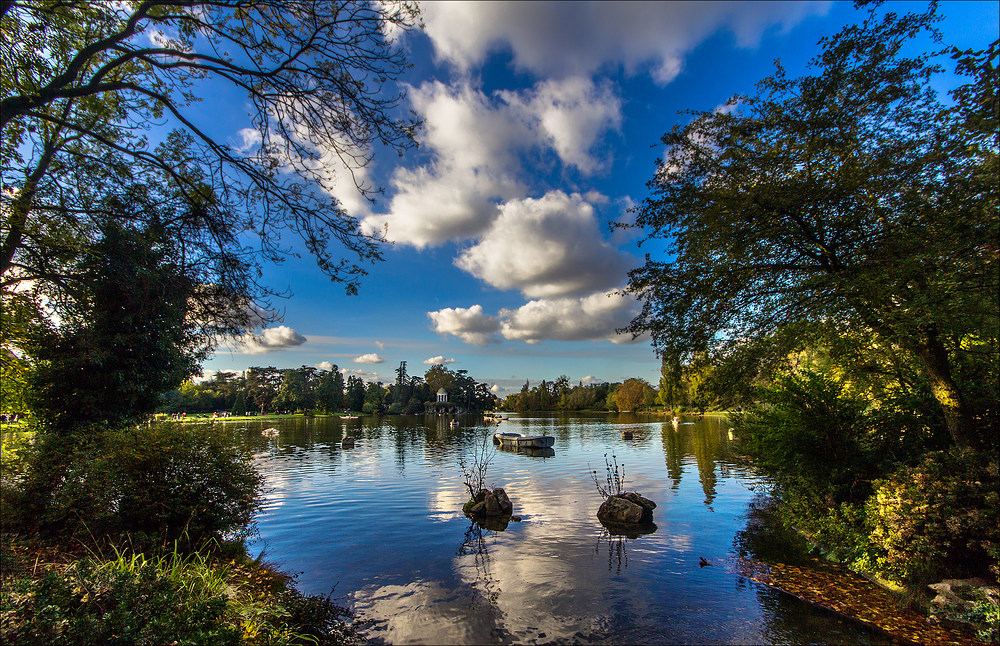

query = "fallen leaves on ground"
(738, 557), (988, 646)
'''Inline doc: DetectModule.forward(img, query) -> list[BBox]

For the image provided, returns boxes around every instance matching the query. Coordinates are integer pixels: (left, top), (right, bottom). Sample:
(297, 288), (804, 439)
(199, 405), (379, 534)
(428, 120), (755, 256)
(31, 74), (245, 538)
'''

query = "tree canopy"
(625, 3), (998, 447)
(1, 0), (420, 334)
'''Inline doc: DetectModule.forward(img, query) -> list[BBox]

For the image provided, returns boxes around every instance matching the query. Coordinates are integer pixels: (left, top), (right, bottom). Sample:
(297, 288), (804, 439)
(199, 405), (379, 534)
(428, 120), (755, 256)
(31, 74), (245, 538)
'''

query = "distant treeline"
(159, 362), (497, 415)
(500, 356), (720, 413)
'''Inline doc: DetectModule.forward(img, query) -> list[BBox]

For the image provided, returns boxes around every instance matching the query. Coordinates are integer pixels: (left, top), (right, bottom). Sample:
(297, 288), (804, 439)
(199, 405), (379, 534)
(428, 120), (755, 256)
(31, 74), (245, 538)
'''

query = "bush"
(12, 422), (263, 551)
(0, 546), (358, 645)
(866, 448), (999, 584)
(733, 371), (875, 505)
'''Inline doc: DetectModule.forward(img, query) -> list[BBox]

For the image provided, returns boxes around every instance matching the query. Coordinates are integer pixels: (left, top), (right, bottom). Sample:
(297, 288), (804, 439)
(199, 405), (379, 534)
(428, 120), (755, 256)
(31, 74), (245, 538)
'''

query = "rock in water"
(620, 492), (656, 511)
(484, 490), (502, 516)
(494, 487), (513, 514)
(597, 492), (656, 525)
(464, 487), (515, 527)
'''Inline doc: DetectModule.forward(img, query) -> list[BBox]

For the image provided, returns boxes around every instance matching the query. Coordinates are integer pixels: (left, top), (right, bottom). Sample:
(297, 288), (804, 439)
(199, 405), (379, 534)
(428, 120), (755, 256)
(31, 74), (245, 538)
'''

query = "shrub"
(866, 448), (999, 584)
(13, 422), (263, 551)
(0, 546), (358, 645)
(733, 371), (874, 505)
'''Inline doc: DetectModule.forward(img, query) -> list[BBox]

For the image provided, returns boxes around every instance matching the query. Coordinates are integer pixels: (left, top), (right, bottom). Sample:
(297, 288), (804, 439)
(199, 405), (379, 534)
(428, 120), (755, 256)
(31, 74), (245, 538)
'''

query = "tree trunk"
(911, 324), (972, 448)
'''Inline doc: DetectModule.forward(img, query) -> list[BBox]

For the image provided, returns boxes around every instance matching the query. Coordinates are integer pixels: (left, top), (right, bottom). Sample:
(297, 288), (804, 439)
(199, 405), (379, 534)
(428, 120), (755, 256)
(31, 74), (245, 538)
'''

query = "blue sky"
(200, 1), (999, 396)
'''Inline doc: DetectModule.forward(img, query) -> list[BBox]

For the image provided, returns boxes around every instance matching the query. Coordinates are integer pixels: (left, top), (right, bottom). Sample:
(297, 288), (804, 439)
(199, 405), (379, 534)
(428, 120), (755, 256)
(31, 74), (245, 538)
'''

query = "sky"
(199, 1), (999, 396)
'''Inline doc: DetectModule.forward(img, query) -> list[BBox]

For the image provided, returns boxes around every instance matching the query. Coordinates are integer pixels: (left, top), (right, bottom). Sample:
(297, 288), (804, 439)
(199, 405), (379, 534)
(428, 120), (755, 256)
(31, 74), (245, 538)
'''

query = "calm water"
(237, 413), (886, 644)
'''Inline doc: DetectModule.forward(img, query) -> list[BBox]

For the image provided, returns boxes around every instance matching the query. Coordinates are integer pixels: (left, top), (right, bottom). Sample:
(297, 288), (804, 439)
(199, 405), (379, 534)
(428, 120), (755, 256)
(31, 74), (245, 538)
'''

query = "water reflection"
(246, 413), (887, 644)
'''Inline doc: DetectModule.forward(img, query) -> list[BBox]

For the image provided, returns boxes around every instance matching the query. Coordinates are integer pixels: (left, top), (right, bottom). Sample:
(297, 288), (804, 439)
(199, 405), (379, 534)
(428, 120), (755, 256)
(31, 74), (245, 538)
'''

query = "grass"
(0, 534), (357, 645)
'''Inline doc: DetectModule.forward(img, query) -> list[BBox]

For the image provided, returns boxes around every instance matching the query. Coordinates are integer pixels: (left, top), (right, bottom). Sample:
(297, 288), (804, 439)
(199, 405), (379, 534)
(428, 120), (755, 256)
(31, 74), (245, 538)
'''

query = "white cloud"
(341, 368), (382, 382)
(499, 77), (621, 174)
(455, 191), (631, 298)
(360, 77), (622, 248)
(490, 384), (501, 394)
(361, 81), (528, 247)
(428, 291), (642, 346)
(423, 356), (456, 365)
(316, 361), (336, 371)
(581, 375), (605, 385)
(427, 305), (501, 346)
(499, 291), (641, 344)
(420, 1), (828, 84)
(233, 325), (307, 354)
(353, 353), (385, 364)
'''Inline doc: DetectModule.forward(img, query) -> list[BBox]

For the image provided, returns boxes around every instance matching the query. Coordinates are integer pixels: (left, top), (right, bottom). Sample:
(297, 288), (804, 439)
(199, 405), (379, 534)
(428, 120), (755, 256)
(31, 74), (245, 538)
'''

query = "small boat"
(621, 430), (634, 440)
(341, 415), (359, 420)
(449, 420), (459, 427)
(493, 431), (554, 449)
(262, 427), (279, 437)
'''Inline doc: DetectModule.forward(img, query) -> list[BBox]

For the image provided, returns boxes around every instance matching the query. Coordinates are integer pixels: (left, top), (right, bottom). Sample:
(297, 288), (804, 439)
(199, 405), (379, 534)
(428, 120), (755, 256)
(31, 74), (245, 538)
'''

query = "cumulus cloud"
(455, 191), (631, 298)
(420, 1), (828, 84)
(316, 361), (337, 371)
(499, 77), (621, 174)
(361, 77), (622, 248)
(581, 375), (605, 385)
(233, 325), (307, 354)
(423, 356), (456, 365)
(360, 81), (529, 247)
(341, 368), (381, 382)
(499, 291), (641, 344)
(428, 292), (641, 346)
(353, 353), (385, 364)
(427, 305), (501, 346)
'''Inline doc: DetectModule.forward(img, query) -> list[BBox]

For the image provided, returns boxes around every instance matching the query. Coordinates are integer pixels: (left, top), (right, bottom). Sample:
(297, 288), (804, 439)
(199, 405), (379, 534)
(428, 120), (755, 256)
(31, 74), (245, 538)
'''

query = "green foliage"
(866, 449), (999, 584)
(626, 3), (999, 446)
(12, 423), (263, 551)
(1, 557), (236, 645)
(734, 371), (881, 505)
(613, 378), (654, 413)
(0, 546), (358, 646)
(26, 223), (203, 431)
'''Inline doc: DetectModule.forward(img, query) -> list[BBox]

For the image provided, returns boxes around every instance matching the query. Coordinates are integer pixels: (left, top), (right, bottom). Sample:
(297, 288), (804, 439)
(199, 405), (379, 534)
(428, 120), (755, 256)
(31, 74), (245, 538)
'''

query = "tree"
(27, 222), (202, 430)
(246, 366), (280, 414)
(424, 364), (455, 397)
(362, 381), (385, 414)
(625, 4), (998, 447)
(344, 375), (365, 412)
(614, 378), (651, 413)
(656, 354), (684, 409)
(2, 0), (420, 346)
(314, 366), (343, 413)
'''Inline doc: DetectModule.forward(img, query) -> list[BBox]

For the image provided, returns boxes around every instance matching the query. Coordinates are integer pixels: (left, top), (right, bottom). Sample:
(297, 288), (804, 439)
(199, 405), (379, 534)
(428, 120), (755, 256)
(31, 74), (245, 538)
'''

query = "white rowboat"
(493, 431), (554, 449)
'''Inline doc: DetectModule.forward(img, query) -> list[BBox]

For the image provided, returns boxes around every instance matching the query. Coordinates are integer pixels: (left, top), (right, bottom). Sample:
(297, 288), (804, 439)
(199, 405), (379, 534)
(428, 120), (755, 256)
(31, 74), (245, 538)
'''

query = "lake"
(240, 413), (887, 644)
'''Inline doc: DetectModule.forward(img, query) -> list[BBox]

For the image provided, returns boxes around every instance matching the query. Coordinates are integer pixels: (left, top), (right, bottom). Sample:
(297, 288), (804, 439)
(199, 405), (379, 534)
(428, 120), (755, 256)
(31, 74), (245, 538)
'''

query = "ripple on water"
(250, 414), (889, 645)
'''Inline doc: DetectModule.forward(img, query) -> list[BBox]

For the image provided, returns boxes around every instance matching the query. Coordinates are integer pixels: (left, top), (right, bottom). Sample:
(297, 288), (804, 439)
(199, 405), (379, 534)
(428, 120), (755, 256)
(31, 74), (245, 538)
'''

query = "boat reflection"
(497, 444), (555, 458)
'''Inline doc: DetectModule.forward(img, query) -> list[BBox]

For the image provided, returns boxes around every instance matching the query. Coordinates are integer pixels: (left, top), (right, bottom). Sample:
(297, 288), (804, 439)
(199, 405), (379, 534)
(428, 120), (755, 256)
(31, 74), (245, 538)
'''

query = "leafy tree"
(27, 222), (202, 430)
(656, 354), (684, 409)
(246, 366), (280, 414)
(362, 381), (385, 414)
(625, 4), (998, 447)
(0, 291), (41, 416)
(614, 378), (651, 413)
(2, 0), (420, 356)
(314, 366), (343, 413)
(344, 375), (365, 412)
(230, 388), (247, 416)
(274, 368), (312, 412)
